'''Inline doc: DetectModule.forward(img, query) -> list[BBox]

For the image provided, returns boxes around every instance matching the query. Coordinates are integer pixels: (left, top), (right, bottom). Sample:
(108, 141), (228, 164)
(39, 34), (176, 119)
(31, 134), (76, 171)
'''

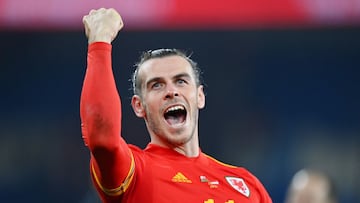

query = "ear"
(131, 95), (145, 118)
(197, 85), (205, 109)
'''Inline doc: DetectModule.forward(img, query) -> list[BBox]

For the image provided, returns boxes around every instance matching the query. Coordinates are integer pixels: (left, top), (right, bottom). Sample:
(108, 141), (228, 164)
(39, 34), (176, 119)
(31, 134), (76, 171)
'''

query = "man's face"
(132, 55), (205, 147)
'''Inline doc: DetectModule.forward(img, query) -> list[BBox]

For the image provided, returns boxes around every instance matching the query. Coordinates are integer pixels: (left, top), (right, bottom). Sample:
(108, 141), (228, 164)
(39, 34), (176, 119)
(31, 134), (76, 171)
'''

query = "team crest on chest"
(225, 176), (250, 198)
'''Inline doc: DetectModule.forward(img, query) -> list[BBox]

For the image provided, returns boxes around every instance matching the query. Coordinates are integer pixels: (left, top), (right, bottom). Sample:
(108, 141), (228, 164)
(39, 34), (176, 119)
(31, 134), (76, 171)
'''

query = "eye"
(176, 79), (187, 85)
(151, 82), (163, 90)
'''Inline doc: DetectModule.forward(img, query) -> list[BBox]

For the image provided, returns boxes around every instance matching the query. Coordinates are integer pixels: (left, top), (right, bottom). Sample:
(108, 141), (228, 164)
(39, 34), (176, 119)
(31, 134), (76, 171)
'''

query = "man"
(80, 8), (272, 203)
(284, 169), (338, 203)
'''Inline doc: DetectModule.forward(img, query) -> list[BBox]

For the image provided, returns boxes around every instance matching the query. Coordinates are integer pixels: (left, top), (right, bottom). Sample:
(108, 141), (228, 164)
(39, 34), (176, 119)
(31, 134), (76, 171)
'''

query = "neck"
(150, 134), (200, 157)
(172, 142), (200, 157)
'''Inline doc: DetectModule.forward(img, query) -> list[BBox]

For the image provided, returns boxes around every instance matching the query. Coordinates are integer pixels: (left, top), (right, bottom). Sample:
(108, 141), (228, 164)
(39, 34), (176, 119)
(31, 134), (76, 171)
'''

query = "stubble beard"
(145, 108), (197, 147)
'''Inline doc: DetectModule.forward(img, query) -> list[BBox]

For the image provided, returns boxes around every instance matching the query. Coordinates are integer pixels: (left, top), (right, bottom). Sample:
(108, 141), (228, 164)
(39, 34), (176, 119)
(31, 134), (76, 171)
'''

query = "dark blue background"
(0, 28), (359, 202)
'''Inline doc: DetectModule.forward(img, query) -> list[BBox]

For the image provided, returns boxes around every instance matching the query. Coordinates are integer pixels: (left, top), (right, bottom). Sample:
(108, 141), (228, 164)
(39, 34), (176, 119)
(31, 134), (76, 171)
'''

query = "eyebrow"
(145, 77), (162, 88)
(173, 73), (192, 81)
(145, 73), (192, 88)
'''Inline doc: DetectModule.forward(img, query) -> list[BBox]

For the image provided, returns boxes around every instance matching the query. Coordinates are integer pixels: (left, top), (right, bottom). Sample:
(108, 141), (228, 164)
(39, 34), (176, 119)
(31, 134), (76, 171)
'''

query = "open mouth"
(164, 105), (187, 126)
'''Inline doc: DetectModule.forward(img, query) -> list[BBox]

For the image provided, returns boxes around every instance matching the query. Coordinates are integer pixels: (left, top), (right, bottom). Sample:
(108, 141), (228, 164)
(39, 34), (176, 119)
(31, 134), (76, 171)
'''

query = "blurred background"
(1, 0), (359, 202)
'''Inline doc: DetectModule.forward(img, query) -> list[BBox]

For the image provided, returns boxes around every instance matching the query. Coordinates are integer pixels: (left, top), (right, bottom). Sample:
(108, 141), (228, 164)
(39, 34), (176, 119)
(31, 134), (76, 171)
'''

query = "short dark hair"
(131, 49), (202, 96)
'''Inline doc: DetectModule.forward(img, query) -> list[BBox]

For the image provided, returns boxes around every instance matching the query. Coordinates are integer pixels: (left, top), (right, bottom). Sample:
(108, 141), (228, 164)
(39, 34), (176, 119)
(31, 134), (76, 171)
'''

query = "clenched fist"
(83, 8), (124, 44)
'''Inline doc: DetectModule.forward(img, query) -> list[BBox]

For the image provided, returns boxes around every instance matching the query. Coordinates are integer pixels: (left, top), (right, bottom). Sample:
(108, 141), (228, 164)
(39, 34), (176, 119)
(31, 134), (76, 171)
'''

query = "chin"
(166, 133), (192, 146)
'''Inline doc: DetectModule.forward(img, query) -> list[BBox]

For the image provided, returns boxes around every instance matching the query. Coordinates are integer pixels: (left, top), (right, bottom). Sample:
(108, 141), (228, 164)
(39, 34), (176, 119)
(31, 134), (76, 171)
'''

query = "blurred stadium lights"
(1, 0), (360, 30)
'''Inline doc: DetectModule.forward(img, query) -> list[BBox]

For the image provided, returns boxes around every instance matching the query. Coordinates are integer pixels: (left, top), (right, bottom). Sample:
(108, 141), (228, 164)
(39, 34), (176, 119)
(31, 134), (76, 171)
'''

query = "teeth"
(166, 105), (184, 112)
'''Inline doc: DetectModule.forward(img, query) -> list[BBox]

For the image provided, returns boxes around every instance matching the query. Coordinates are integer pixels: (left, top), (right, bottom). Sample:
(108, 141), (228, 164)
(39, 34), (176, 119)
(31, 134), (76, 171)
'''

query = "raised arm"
(80, 8), (135, 199)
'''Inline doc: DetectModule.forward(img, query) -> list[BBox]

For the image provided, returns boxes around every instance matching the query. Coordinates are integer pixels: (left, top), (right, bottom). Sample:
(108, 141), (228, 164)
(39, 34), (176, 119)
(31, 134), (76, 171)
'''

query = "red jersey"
(80, 43), (272, 203)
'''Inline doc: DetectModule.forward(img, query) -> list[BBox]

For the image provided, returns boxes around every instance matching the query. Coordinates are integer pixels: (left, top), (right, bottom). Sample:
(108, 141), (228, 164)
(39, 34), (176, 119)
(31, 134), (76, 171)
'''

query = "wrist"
(88, 33), (112, 44)
(88, 42), (112, 52)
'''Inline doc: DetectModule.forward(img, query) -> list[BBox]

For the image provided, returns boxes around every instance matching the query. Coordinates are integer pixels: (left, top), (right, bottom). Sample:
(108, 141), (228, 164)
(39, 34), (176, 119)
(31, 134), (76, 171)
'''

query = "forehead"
(138, 55), (194, 82)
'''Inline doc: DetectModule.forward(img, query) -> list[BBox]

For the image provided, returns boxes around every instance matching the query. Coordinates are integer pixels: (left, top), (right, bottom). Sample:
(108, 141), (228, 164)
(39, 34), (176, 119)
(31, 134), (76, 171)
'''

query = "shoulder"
(128, 144), (143, 153)
(127, 144), (148, 163)
(203, 153), (238, 168)
(204, 154), (272, 201)
(203, 153), (264, 187)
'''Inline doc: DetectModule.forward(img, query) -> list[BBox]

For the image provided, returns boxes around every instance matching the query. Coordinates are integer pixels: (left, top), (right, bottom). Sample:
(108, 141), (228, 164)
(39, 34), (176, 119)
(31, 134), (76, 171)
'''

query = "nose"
(165, 91), (179, 99)
(165, 86), (179, 99)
